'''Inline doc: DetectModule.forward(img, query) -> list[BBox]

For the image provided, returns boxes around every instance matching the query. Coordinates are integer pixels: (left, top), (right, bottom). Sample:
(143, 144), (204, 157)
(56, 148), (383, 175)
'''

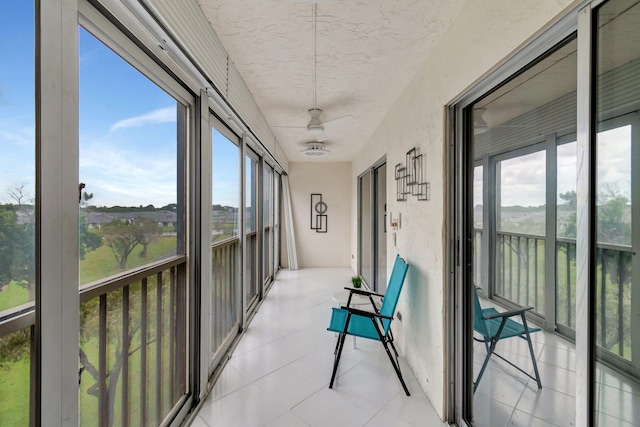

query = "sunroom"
(0, 0), (639, 426)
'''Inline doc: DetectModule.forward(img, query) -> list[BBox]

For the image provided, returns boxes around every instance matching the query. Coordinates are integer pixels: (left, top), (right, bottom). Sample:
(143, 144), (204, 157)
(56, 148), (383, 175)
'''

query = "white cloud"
(110, 106), (176, 132)
(80, 139), (177, 207)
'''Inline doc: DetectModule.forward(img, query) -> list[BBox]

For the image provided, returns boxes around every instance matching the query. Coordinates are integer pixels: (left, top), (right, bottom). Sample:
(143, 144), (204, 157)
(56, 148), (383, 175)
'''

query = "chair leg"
(521, 316), (542, 389)
(329, 329), (348, 388)
(474, 340), (495, 394)
(333, 333), (342, 356)
(384, 340), (410, 396)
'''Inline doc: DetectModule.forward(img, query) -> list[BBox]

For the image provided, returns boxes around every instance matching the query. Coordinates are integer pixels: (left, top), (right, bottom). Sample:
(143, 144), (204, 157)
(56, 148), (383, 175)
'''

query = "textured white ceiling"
(197, 0), (465, 162)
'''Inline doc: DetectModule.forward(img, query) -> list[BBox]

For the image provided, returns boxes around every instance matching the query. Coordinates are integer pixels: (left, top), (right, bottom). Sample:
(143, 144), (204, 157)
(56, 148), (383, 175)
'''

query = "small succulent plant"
(350, 275), (363, 288)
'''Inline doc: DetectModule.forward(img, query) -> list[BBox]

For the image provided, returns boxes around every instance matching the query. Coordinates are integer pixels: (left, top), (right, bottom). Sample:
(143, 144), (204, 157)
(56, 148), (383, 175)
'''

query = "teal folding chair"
(473, 286), (542, 393)
(327, 255), (410, 395)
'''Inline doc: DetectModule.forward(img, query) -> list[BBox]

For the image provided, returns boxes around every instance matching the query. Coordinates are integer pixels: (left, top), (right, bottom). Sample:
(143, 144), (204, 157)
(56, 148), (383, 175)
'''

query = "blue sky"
(0, 1), (630, 211)
(1, 1), (239, 209)
(79, 26), (179, 208)
(0, 1), (36, 205)
(212, 128), (240, 208)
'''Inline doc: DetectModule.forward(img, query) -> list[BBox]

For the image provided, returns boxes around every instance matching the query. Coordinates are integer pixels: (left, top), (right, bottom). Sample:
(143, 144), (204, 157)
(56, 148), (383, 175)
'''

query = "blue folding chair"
(473, 286), (542, 393)
(327, 255), (410, 395)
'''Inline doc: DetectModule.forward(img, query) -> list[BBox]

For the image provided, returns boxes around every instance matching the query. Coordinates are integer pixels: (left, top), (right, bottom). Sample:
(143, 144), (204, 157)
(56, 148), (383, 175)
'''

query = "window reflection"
(470, 36), (577, 425)
(594, 1), (640, 422)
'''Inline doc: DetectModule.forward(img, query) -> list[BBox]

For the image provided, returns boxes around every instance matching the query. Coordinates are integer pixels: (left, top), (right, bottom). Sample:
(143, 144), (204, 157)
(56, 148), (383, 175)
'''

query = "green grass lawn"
(0, 281), (30, 312)
(0, 349), (30, 426)
(80, 236), (177, 285)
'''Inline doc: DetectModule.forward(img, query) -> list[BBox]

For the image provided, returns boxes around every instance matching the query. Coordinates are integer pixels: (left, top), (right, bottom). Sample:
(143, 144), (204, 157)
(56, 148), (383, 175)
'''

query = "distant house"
(85, 210), (177, 229)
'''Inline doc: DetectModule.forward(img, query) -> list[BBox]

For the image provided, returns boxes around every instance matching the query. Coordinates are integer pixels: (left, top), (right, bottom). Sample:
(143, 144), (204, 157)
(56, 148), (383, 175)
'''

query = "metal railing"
(556, 238), (576, 330)
(486, 231), (633, 364)
(211, 237), (240, 358)
(496, 231), (546, 315)
(596, 243), (632, 358)
(245, 231), (258, 308)
(79, 256), (187, 427)
(263, 226), (273, 286)
(556, 238), (632, 360)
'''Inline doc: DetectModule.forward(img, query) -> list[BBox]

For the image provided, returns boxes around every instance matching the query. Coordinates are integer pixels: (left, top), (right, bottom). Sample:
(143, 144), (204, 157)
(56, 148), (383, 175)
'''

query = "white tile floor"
(472, 298), (640, 427)
(189, 267), (445, 427)
(186, 268), (640, 427)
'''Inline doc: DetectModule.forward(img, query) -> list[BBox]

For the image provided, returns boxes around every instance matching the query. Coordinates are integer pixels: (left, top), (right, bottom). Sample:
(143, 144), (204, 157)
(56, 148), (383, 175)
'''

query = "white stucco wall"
(289, 162), (352, 268)
(350, 0), (577, 418)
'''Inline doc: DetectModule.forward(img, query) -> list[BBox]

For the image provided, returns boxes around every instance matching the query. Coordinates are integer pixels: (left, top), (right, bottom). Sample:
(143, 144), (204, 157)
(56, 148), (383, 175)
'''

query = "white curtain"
(281, 174), (298, 270)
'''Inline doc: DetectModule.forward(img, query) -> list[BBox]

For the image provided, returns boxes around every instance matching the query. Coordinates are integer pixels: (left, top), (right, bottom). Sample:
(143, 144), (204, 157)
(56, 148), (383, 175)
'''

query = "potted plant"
(350, 275), (363, 288)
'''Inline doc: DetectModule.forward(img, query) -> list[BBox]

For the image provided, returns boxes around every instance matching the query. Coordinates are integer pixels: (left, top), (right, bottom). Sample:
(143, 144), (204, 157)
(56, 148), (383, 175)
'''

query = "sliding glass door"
(78, 16), (191, 425)
(273, 172), (281, 276)
(359, 170), (373, 286)
(358, 161), (387, 291)
(453, 1), (640, 424)
(594, 1), (640, 422)
(262, 164), (274, 289)
(244, 151), (260, 314)
(210, 122), (241, 367)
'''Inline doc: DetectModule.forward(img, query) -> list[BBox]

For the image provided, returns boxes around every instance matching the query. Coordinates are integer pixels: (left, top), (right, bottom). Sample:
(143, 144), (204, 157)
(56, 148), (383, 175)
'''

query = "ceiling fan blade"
(322, 115), (356, 128)
(271, 125), (306, 129)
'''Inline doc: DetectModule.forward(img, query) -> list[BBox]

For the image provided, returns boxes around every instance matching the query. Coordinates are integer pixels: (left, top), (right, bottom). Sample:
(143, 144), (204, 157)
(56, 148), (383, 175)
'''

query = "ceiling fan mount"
(271, 4), (356, 145)
(306, 108), (325, 137)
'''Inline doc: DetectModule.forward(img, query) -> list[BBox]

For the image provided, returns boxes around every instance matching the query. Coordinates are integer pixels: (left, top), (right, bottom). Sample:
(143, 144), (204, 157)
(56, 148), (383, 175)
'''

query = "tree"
(7, 182), (30, 211)
(0, 328), (30, 367)
(100, 218), (141, 270)
(0, 206), (17, 286)
(559, 187), (631, 244)
(11, 219), (35, 300)
(3, 183), (36, 300)
(558, 190), (577, 238)
(135, 217), (162, 258)
(596, 186), (631, 245)
(79, 191), (102, 260)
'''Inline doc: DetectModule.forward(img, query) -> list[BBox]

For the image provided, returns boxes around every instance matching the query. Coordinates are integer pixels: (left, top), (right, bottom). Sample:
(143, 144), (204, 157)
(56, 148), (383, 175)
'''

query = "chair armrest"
(343, 287), (385, 298)
(483, 306), (533, 320)
(340, 305), (394, 321)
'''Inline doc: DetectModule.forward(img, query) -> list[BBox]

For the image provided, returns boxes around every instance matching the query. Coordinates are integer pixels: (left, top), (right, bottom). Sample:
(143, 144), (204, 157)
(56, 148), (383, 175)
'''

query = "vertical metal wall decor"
(310, 193), (328, 233)
(395, 147), (430, 201)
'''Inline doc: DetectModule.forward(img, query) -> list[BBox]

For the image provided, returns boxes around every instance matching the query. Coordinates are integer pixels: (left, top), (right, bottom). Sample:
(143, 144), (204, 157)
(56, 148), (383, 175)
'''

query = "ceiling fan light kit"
(300, 141), (330, 156)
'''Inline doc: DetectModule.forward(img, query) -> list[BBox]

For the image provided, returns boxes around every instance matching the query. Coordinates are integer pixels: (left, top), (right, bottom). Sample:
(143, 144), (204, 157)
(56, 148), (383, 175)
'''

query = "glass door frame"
(206, 113), (243, 373)
(374, 163), (387, 293)
(357, 157), (387, 291)
(447, 2), (593, 424)
(243, 145), (261, 319)
(262, 162), (274, 290)
(489, 140), (556, 326)
(358, 169), (373, 286)
(273, 171), (282, 276)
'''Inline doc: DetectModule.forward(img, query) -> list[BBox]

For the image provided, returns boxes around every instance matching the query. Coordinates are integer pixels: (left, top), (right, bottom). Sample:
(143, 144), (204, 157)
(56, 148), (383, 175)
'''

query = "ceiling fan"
(304, 108), (354, 141)
(273, 4), (355, 143)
